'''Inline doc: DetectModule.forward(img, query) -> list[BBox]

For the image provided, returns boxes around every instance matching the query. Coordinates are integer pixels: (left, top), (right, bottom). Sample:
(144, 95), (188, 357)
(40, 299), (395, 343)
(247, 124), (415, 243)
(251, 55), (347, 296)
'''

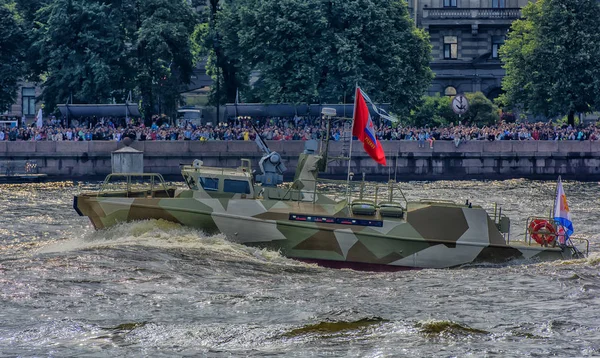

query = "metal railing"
(422, 8), (521, 19)
(523, 216), (589, 256)
(279, 177), (408, 208)
(97, 173), (171, 198)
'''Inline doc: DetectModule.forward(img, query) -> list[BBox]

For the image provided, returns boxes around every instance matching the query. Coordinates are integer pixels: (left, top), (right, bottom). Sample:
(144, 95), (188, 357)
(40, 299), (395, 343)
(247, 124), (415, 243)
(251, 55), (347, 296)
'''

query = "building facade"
(2, 81), (43, 123)
(410, 0), (527, 100)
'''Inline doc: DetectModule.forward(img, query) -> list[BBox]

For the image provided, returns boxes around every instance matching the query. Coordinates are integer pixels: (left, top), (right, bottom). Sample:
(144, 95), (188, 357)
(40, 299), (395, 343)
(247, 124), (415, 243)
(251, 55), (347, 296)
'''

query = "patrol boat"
(73, 135), (587, 270)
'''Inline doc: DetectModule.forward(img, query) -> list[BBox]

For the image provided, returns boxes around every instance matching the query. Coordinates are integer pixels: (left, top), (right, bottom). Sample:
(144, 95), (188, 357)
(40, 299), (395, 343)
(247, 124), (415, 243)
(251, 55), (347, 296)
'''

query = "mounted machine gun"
(252, 124), (286, 187)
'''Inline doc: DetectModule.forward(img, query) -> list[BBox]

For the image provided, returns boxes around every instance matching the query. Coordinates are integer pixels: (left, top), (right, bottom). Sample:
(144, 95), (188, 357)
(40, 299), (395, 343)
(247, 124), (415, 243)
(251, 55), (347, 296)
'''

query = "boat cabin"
(181, 159), (255, 198)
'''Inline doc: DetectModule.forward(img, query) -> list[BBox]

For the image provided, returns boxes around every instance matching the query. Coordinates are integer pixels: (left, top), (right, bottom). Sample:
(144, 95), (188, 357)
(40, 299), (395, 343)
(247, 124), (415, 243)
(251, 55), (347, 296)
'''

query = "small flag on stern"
(553, 176), (574, 243)
(352, 87), (386, 166)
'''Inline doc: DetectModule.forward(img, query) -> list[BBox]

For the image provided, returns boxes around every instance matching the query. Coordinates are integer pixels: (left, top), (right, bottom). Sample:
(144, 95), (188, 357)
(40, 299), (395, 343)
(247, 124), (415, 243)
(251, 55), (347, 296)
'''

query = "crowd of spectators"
(0, 114), (599, 146)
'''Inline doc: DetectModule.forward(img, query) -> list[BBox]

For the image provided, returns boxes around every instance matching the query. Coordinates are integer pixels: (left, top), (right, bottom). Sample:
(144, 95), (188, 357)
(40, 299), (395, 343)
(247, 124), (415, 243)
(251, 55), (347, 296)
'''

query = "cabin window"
(223, 179), (250, 194)
(199, 177), (219, 191)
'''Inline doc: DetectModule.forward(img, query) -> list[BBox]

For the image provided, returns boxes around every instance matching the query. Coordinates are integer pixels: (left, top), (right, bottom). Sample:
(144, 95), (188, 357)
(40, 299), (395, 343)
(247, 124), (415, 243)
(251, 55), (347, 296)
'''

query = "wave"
(282, 317), (388, 338)
(415, 319), (489, 336)
(535, 251), (600, 268)
(36, 219), (317, 269)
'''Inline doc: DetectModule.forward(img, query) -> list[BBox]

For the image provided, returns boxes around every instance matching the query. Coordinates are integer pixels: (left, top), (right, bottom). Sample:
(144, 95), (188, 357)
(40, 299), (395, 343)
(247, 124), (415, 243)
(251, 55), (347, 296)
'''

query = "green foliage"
(462, 92), (500, 126)
(435, 96), (457, 125)
(24, 0), (197, 118)
(499, 0), (600, 122)
(14, 0), (48, 22)
(408, 92), (499, 127)
(409, 95), (456, 127)
(134, 0), (198, 120)
(191, 22), (209, 63)
(191, 0), (249, 106)
(33, 0), (129, 111)
(0, 1), (26, 113)
(205, 0), (432, 113)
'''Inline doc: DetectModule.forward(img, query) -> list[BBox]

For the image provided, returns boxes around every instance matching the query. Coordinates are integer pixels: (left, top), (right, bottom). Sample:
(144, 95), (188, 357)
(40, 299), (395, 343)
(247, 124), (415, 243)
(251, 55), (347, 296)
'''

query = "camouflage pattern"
(74, 167), (583, 271)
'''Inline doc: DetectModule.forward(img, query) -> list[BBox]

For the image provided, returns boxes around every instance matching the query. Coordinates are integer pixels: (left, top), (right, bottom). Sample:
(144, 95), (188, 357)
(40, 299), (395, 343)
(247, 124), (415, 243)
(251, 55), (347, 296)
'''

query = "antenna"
(394, 151), (398, 182)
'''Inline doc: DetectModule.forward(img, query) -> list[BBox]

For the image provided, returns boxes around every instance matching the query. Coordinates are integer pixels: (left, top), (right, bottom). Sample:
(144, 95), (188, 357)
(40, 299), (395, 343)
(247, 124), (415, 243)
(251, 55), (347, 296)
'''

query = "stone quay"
(1, 140), (599, 181)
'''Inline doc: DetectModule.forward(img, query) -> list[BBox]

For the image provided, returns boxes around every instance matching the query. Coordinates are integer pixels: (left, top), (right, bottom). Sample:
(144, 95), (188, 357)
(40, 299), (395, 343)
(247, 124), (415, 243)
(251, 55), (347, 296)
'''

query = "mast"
(551, 175), (561, 219)
(345, 85), (357, 204)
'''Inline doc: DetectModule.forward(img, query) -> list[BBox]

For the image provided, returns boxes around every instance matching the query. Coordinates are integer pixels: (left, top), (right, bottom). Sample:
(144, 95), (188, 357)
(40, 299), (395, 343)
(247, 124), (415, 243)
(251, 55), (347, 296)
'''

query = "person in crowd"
(9, 114), (600, 145)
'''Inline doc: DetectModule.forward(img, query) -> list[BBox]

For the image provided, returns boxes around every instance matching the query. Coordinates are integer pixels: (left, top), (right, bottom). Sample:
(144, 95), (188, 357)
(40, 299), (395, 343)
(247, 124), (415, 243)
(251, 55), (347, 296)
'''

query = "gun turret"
(292, 140), (323, 193)
(253, 125), (286, 186)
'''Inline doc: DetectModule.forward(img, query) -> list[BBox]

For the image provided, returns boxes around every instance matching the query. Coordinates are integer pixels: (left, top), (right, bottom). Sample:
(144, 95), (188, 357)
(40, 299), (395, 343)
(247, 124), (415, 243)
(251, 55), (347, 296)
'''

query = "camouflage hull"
(74, 192), (570, 270)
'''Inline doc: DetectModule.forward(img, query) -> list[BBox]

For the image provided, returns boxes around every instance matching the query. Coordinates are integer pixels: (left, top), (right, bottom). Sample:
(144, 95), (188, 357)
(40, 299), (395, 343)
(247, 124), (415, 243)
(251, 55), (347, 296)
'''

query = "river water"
(0, 180), (599, 357)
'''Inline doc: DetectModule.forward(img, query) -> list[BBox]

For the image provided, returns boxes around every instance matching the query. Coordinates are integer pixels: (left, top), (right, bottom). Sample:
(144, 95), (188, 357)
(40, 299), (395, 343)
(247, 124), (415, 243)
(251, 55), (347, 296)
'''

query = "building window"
(443, 0), (457, 7)
(444, 86), (457, 97)
(492, 0), (505, 8)
(492, 36), (505, 59)
(22, 87), (36, 116)
(444, 36), (458, 59)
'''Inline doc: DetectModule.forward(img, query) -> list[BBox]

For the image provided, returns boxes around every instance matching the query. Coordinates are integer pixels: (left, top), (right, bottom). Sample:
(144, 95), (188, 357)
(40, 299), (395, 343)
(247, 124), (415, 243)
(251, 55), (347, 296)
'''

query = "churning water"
(0, 180), (599, 357)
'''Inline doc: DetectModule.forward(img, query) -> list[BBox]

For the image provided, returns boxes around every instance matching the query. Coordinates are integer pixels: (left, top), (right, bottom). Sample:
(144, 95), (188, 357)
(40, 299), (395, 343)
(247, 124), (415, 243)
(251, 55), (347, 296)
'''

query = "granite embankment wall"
(2, 140), (600, 180)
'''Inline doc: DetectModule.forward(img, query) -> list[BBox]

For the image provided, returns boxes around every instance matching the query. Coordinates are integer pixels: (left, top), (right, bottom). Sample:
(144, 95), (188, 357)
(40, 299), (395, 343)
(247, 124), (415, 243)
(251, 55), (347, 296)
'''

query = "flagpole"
(345, 85), (357, 205)
(235, 88), (239, 123)
(552, 175), (561, 219)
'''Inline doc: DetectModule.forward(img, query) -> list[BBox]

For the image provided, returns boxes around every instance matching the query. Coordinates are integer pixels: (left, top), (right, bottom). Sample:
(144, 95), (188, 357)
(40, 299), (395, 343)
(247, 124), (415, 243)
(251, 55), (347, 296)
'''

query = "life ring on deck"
(528, 219), (556, 245)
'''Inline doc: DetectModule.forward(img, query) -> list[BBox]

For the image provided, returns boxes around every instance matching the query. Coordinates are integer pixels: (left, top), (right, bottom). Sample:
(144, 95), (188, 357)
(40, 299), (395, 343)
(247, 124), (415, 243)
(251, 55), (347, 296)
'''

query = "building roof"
(57, 104), (141, 117)
(224, 103), (390, 118)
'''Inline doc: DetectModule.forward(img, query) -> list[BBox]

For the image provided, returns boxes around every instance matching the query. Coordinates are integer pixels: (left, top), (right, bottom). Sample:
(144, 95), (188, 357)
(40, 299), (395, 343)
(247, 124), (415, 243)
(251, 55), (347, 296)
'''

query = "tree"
(498, 0), (600, 125)
(26, 0), (197, 120)
(462, 92), (500, 126)
(192, 0), (250, 107)
(134, 0), (198, 121)
(409, 95), (457, 127)
(0, 1), (26, 113)
(14, 0), (51, 80)
(408, 92), (499, 127)
(14, 0), (48, 22)
(32, 0), (131, 111)
(208, 0), (432, 114)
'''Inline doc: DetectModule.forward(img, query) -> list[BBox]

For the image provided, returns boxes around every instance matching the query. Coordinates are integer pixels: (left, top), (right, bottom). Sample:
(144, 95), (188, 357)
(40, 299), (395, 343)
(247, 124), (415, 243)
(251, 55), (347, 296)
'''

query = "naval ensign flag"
(352, 87), (386, 166)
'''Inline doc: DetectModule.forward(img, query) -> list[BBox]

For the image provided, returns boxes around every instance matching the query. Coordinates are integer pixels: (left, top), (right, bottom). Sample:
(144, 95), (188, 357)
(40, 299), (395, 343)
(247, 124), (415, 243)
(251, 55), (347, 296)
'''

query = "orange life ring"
(528, 219), (556, 245)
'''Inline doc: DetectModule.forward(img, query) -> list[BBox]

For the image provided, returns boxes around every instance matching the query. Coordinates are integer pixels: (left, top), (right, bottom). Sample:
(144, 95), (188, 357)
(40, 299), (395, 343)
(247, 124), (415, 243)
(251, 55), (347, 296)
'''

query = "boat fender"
(528, 219), (556, 246)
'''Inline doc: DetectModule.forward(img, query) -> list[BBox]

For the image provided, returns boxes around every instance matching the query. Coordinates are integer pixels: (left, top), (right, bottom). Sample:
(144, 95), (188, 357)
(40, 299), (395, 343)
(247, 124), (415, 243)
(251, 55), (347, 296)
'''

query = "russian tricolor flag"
(553, 177), (574, 243)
